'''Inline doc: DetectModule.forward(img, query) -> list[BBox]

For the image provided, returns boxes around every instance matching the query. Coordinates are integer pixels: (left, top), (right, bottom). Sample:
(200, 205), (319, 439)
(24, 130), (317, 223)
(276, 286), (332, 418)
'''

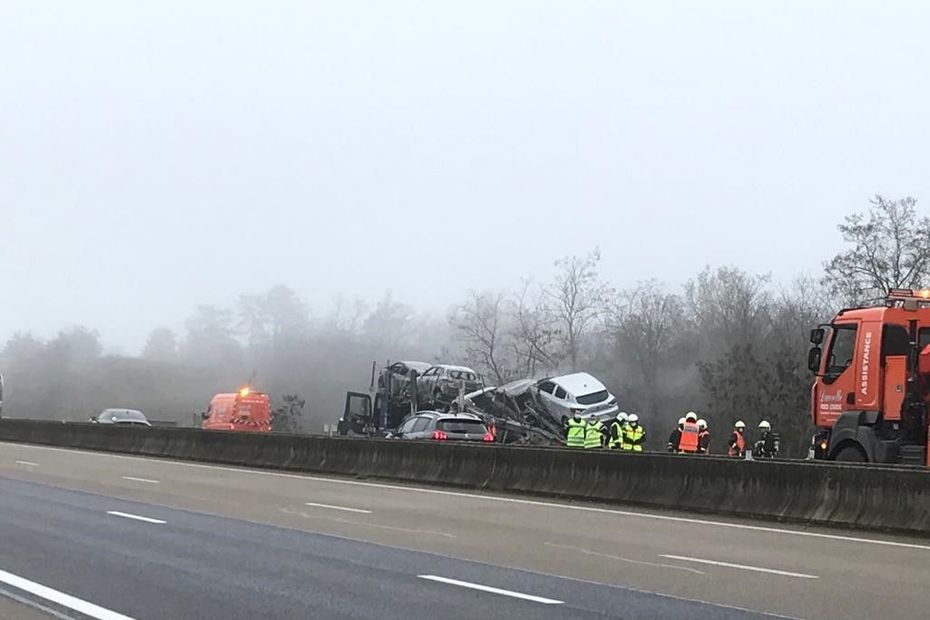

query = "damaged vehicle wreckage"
(338, 361), (618, 445)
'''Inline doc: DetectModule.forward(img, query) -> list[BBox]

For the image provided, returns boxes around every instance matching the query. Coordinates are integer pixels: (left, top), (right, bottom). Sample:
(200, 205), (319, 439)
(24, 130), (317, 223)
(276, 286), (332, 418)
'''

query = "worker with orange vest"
(678, 412), (701, 454)
(728, 420), (746, 457)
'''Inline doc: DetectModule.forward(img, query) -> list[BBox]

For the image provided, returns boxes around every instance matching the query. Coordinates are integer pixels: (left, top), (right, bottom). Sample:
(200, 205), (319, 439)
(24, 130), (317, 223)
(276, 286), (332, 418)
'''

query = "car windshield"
(437, 419), (486, 433)
(576, 390), (609, 405)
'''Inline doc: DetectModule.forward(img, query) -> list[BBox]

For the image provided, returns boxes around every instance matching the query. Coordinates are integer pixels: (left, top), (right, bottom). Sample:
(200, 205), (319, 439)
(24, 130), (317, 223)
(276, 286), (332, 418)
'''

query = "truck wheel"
(834, 445), (866, 462)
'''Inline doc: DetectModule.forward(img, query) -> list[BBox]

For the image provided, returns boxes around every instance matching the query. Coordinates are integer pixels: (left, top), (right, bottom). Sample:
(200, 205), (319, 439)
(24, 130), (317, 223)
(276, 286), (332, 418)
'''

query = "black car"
(393, 411), (492, 442)
(90, 408), (151, 427)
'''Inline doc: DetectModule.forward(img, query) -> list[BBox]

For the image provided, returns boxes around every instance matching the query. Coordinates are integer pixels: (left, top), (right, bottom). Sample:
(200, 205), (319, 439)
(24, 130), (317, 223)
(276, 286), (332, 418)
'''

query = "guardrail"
(2, 419), (930, 536)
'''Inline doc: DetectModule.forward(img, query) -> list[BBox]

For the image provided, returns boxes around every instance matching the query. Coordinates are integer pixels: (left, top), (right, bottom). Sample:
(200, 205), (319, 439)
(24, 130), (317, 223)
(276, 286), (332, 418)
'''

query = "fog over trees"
(2, 196), (928, 456)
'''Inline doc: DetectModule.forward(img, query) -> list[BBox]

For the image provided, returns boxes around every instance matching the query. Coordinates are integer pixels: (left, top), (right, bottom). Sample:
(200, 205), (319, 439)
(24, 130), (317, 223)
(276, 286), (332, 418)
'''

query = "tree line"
(2, 195), (928, 456)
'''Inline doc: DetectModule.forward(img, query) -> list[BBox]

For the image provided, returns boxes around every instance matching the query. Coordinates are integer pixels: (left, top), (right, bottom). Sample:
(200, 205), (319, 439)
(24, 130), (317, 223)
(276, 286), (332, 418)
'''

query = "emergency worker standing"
(566, 412), (586, 448)
(609, 412), (629, 450)
(753, 420), (780, 458)
(678, 412), (701, 454)
(667, 417), (684, 452)
(622, 414), (646, 451)
(584, 414), (604, 449)
(697, 419), (710, 454)
(728, 421), (746, 457)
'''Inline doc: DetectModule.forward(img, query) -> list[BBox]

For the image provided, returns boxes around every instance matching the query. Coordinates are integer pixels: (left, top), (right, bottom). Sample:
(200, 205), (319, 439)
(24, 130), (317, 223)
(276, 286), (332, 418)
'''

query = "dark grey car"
(91, 408), (151, 427)
(394, 412), (492, 442)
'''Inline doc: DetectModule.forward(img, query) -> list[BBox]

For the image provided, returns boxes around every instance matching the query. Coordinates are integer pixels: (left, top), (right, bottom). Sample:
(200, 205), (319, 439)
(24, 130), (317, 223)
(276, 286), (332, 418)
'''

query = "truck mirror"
(809, 328), (825, 345)
(807, 347), (822, 373)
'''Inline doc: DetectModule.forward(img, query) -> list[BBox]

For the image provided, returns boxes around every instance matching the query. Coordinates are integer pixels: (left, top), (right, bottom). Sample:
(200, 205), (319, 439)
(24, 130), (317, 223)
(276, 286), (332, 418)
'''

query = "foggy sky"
(3, 1), (930, 353)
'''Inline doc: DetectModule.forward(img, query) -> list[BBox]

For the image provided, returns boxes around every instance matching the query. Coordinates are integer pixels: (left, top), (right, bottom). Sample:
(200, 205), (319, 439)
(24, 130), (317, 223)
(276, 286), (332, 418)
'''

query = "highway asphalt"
(1, 442), (929, 619)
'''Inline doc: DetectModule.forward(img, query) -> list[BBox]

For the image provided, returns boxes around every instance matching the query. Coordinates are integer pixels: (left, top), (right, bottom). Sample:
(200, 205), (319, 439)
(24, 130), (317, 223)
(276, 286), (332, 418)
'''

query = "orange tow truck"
(809, 288), (930, 466)
(201, 387), (272, 433)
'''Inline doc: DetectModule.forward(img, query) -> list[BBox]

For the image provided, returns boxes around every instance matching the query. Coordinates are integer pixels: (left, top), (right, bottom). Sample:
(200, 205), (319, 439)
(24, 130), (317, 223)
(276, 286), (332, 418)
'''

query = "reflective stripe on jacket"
(584, 421), (603, 449)
(609, 421), (626, 449)
(698, 430), (710, 454)
(566, 418), (586, 448)
(679, 421), (700, 453)
(622, 424), (645, 451)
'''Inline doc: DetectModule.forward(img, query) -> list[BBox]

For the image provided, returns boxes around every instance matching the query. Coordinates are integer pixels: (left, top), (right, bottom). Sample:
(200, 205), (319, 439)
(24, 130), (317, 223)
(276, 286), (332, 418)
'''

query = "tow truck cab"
(809, 289), (930, 466)
(202, 387), (272, 433)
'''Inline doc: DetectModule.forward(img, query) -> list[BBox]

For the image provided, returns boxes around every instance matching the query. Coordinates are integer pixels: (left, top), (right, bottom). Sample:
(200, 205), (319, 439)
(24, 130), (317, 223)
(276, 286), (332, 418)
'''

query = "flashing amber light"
(239, 387), (251, 397)
(820, 441), (828, 451)
(888, 288), (930, 300)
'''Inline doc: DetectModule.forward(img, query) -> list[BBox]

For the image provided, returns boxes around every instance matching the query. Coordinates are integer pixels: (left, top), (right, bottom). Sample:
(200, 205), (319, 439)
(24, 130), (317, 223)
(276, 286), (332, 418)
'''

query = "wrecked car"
(416, 364), (484, 406)
(534, 372), (619, 422)
(378, 360), (432, 404)
(456, 372), (619, 444)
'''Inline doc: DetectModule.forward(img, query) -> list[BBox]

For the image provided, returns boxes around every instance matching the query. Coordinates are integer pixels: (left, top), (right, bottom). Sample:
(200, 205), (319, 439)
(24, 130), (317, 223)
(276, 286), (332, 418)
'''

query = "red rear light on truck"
(482, 432), (494, 442)
(432, 431), (448, 441)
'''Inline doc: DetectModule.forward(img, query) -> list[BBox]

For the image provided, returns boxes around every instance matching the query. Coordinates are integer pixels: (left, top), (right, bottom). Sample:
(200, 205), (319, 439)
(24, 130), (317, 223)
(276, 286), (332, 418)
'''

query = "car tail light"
(482, 432), (494, 442)
(432, 431), (448, 441)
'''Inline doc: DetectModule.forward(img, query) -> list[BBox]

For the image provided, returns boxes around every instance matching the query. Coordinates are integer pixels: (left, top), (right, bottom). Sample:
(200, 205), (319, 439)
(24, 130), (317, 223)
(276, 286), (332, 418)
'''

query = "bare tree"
(547, 249), (610, 372)
(608, 281), (685, 417)
(142, 328), (180, 363)
(362, 291), (415, 353)
(263, 285), (310, 339)
(685, 266), (771, 356)
(509, 281), (560, 377)
(183, 305), (242, 367)
(236, 294), (270, 351)
(451, 290), (510, 384)
(272, 394), (306, 433)
(823, 195), (930, 304)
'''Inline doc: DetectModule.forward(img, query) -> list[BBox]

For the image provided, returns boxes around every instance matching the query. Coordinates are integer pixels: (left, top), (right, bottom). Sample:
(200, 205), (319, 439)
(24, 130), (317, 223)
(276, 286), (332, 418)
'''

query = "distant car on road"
(393, 411), (493, 442)
(416, 365), (484, 406)
(90, 408), (151, 427)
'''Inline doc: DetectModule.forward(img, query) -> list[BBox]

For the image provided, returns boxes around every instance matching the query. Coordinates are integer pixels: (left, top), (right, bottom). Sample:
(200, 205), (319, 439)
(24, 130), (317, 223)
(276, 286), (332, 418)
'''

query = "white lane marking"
(304, 502), (372, 514)
(544, 542), (705, 575)
(12, 443), (930, 552)
(0, 568), (136, 620)
(418, 575), (563, 605)
(15, 461), (39, 467)
(0, 585), (76, 620)
(121, 476), (160, 484)
(660, 555), (818, 579)
(106, 511), (166, 525)
(282, 507), (456, 538)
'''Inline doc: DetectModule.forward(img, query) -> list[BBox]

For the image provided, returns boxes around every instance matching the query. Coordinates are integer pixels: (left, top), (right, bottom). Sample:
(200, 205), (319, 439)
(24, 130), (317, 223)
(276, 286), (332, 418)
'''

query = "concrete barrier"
(3, 419), (930, 536)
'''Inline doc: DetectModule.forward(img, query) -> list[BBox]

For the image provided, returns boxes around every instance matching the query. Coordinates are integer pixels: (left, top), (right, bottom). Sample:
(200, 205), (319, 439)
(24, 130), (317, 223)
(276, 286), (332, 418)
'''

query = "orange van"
(201, 387), (272, 432)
